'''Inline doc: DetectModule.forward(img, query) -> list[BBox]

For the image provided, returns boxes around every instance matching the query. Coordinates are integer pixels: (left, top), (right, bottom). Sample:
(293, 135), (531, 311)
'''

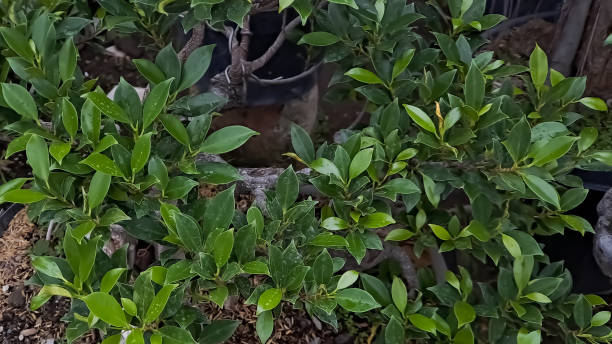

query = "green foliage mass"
(1, 0), (612, 343)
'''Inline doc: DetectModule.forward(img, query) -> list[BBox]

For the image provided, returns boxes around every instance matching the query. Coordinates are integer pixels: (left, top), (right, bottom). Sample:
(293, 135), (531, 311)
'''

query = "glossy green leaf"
(26, 135), (49, 182)
(529, 44), (548, 91)
(403, 104), (437, 135)
(298, 32), (340, 46)
(0, 189), (47, 204)
(144, 284), (178, 324)
(579, 97), (608, 112)
(80, 153), (124, 177)
(86, 92), (131, 124)
(256, 310), (274, 344)
(88, 171), (111, 210)
(131, 133), (152, 174)
(143, 79), (173, 130)
(522, 174), (560, 209)
(200, 126), (258, 154)
(83, 292), (128, 328)
(160, 114), (190, 147)
(179, 45), (215, 91)
(59, 38), (78, 81)
(258, 288), (282, 312)
(213, 229), (234, 268)
(345, 68), (385, 85)
(2, 83), (38, 120)
(454, 301), (476, 327)
(336, 288), (380, 312)
(349, 148), (373, 180)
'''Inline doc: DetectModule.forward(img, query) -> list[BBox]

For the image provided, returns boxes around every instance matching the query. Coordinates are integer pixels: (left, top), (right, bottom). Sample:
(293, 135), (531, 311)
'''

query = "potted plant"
(2, 0), (612, 343)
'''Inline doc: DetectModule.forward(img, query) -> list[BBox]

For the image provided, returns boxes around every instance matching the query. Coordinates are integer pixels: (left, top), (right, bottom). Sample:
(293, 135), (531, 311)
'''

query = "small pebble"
(1, 285), (9, 292)
(18, 334), (23, 341)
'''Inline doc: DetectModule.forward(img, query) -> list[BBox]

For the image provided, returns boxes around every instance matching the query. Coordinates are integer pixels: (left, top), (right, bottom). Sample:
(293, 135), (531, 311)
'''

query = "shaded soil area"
(0, 140), (31, 187)
(486, 18), (556, 63)
(78, 36), (154, 92)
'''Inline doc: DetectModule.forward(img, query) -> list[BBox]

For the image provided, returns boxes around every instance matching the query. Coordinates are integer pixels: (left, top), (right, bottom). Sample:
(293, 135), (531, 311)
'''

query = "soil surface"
(0, 209), (97, 343)
(78, 36), (153, 93)
(486, 18), (556, 63)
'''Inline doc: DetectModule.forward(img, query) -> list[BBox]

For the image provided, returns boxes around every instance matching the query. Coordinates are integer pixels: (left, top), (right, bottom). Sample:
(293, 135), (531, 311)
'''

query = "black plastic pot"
(0, 203), (24, 237)
(177, 13), (317, 107)
(539, 169), (612, 294)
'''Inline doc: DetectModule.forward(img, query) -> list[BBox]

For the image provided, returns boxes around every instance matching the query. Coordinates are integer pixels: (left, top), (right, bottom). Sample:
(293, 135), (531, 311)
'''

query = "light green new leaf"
(337, 270), (359, 290)
(579, 97), (608, 112)
(345, 68), (385, 85)
(403, 104), (437, 135)
(529, 44), (548, 91)
(454, 301), (476, 328)
(258, 288), (282, 312)
(531, 136), (577, 166)
(392, 49), (415, 80)
(49, 142), (71, 164)
(407, 314), (437, 334)
(83, 292), (128, 328)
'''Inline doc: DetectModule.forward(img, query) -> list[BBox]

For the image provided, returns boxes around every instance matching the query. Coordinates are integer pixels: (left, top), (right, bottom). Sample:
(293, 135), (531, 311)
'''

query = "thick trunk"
(575, 0), (612, 103)
(550, 0), (593, 76)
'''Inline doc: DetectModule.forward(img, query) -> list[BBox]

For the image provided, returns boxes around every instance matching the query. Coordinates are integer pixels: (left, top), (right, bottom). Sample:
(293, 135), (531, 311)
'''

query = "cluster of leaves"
(2, 0), (612, 344)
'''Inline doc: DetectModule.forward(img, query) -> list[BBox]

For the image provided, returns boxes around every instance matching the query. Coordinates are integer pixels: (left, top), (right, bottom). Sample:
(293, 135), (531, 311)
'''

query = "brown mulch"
(200, 184), (255, 213)
(202, 301), (347, 344)
(0, 209), (95, 344)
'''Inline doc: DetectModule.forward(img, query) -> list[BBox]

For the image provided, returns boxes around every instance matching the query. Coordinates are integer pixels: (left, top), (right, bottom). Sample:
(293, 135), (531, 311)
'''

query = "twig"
(178, 23), (206, 61)
(45, 220), (55, 241)
(347, 101), (368, 130)
(248, 62), (322, 85)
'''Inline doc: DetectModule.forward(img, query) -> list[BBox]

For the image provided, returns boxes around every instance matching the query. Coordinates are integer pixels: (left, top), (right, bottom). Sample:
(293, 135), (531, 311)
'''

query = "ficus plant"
(1, 0), (612, 344)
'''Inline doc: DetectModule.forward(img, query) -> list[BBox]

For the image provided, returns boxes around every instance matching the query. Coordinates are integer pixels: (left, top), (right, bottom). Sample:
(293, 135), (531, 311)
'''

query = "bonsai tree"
(0, 0), (612, 343)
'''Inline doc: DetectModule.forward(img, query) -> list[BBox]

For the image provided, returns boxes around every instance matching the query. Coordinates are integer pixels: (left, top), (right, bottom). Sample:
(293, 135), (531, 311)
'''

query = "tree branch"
(249, 13), (302, 72)
(178, 23), (206, 61)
